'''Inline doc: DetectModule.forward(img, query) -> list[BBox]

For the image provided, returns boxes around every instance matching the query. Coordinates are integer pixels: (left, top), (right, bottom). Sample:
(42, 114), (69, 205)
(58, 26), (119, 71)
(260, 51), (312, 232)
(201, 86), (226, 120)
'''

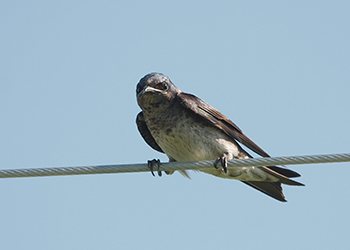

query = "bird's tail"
(242, 165), (304, 202)
(242, 181), (287, 202)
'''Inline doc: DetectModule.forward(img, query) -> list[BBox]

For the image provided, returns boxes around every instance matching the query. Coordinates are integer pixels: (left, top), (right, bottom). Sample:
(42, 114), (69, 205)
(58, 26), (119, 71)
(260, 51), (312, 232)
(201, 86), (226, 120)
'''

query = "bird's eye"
(158, 81), (168, 91)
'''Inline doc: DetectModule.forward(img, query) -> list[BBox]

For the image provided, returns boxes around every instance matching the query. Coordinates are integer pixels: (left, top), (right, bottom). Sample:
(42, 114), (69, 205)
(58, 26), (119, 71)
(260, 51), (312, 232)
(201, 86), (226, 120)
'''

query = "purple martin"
(136, 73), (303, 202)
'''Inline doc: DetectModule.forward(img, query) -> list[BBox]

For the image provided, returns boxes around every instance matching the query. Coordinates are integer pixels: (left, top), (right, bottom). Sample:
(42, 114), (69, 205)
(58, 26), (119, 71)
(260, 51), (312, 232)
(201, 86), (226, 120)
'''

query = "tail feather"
(242, 181), (286, 202)
(261, 166), (304, 186)
(267, 166), (301, 178)
(242, 166), (304, 202)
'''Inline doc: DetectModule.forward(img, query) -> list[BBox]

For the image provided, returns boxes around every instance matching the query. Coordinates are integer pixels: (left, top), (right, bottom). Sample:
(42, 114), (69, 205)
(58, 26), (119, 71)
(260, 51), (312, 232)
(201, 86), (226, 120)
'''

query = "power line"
(1, 153), (349, 179)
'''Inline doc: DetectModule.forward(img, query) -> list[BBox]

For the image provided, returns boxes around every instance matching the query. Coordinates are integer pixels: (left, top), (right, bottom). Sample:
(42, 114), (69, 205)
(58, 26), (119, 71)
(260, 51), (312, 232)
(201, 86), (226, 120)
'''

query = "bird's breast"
(143, 110), (278, 182)
(146, 113), (240, 162)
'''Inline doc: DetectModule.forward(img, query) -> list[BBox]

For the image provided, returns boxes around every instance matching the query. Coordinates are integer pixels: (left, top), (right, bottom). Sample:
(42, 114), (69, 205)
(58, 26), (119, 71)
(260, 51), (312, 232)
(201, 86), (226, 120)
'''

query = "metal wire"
(0, 153), (349, 179)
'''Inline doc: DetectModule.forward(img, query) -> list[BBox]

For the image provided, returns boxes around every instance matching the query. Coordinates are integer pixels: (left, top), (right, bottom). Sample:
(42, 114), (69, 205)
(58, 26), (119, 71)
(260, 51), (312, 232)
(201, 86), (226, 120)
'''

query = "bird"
(136, 72), (304, 202)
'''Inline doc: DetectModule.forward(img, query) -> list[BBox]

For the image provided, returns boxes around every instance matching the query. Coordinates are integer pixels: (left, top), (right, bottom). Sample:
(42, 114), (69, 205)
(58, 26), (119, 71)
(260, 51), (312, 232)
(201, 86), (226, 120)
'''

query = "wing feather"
(179, 93), (270, 157)
(136, 112), (164, 153)
(178, 92), (304, 188)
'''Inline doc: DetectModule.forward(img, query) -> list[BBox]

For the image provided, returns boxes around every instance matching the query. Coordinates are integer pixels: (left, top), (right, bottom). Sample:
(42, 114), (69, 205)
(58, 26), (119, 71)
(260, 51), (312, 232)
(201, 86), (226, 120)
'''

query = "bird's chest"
(145, 111), (235, 161)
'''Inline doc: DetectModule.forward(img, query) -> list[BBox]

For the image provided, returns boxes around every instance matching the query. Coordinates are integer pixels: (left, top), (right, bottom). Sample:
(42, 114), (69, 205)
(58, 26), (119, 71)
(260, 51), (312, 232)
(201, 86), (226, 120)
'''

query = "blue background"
(1, 1), (350, 249)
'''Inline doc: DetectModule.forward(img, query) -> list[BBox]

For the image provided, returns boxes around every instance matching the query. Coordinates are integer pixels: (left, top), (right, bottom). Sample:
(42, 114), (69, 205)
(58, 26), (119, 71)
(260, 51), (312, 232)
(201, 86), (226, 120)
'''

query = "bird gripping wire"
(0, 153), (349, 179)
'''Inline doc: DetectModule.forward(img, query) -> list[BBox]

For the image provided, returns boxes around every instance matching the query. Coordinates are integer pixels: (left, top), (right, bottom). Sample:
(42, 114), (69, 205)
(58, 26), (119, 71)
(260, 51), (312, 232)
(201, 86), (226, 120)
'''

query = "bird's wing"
(136, 112), (164, 153)
(178, 92), (304, 187)
(178, 93), (270, 157)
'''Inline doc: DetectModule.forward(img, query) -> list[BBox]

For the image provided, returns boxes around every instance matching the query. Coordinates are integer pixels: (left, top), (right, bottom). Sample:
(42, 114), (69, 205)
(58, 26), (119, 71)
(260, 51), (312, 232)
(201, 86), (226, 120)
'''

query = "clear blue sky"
(1, 1), (350, 249)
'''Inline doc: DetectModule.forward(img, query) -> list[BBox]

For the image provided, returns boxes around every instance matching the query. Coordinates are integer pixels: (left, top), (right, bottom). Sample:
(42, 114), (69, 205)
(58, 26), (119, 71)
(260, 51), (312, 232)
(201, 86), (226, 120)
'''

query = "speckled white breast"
(146, 115), (278, 182)
(153, 119), (240, 162)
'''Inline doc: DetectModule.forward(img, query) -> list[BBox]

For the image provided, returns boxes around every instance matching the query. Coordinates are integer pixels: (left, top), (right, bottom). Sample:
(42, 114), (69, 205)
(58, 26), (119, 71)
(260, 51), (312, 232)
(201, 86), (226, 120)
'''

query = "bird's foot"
(148, 159), (162, 176)
(214, 154), (228, 173)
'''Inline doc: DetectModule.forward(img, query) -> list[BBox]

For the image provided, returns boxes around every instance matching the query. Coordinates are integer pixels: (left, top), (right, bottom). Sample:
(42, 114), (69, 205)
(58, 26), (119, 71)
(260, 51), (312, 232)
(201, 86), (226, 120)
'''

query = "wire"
(0, 153), (349, 179)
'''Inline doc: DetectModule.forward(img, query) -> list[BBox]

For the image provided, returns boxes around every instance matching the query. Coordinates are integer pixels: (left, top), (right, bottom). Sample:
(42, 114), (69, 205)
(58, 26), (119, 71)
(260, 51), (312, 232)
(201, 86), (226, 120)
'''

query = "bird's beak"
(139, 86), (163, 96)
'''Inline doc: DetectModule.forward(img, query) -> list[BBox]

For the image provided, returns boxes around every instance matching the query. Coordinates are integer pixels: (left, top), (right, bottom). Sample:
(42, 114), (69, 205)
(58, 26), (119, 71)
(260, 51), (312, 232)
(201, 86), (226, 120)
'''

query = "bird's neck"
(142, 96), (182, 125)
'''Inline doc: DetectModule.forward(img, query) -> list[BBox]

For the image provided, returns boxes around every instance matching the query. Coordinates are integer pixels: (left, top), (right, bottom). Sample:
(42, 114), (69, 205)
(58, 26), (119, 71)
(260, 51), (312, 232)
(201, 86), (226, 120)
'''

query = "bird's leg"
(214, 154), (228, 173)
(148, 159), (161, 176)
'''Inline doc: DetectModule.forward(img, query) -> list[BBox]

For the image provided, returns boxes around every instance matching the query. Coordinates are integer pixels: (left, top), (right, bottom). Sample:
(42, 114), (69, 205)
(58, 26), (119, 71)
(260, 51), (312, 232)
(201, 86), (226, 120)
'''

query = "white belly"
(150, 120), (278, 182)
(153, 122), (240, 162)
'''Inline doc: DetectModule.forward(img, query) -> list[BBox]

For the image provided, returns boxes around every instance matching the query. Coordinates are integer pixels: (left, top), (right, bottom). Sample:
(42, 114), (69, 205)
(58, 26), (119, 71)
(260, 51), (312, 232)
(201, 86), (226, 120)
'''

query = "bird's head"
(136, 73), (181, 113)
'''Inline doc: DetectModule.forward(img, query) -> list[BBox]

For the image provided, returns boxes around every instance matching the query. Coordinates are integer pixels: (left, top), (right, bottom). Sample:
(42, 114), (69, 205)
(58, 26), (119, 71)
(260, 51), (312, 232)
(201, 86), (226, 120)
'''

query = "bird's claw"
(148, 159), (161, 176)
(214, 154), (228, 173)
